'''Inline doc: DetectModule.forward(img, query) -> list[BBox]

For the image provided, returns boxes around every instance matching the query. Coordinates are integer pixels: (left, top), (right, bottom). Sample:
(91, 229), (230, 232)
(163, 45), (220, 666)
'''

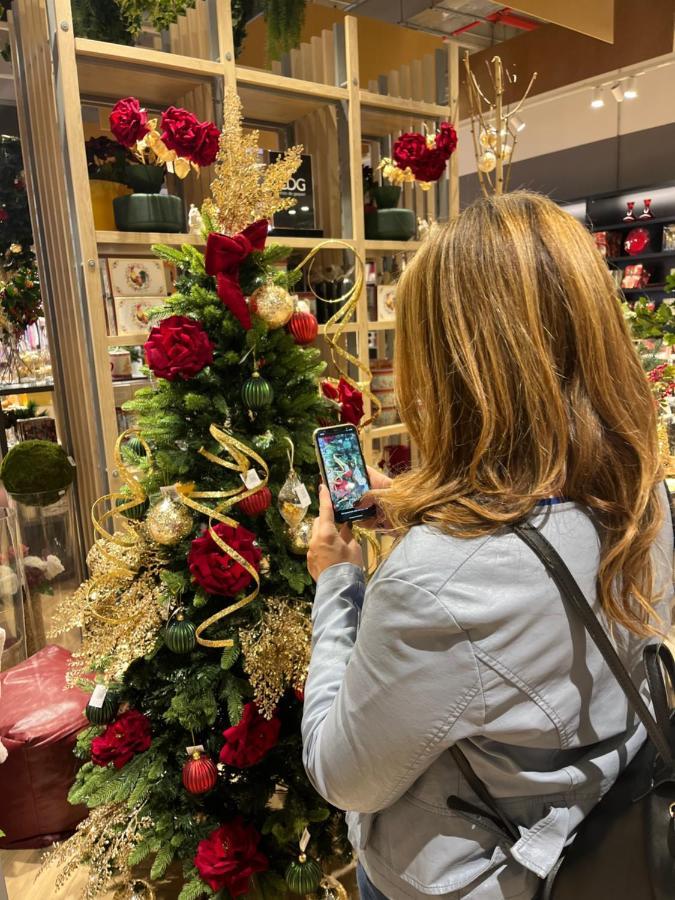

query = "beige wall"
(237, 6), (444, 86)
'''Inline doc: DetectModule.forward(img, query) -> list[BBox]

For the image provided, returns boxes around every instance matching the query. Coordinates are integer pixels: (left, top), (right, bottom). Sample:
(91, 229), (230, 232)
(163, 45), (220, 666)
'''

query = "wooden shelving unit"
(9, 0), (458, 543)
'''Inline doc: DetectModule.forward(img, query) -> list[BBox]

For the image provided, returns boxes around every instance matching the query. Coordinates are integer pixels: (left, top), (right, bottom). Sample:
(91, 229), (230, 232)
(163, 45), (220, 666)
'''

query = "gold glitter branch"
(240, 597), (311, 718)
(203, 86), (303, 236)
(40, 802), (153, 900)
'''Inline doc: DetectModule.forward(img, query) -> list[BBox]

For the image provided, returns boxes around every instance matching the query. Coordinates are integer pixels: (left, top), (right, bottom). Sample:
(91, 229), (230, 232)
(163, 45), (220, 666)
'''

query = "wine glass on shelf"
(639, 198), (654, 220)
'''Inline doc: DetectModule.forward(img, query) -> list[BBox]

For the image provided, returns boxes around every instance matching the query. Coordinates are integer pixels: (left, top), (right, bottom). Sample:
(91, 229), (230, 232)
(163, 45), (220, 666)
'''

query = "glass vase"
(9, 486), (81, 656)
(0, 507), (28, 670)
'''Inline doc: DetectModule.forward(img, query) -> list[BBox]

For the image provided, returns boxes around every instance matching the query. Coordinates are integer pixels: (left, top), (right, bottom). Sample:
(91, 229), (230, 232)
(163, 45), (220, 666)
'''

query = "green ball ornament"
(285, 855), (323, 895)
(115, 490), (149, 521)
(85, 690), (119, 726)
(0, 440), (73, 505)
(241, 371), (273, 411)
(165, 613), (196, 654)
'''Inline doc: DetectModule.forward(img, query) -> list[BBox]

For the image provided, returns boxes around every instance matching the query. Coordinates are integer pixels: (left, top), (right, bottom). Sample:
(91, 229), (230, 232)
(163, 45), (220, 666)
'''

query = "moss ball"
(1, 440), (74, 505)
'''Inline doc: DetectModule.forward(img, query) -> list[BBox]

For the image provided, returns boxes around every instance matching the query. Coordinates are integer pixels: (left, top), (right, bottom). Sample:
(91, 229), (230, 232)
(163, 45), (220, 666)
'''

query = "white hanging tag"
(241, 469), (262, 489)
(186, 744), (205, 755)
(296, 482), (311, 508)
(299, 828), (311, 852)
(89, 684), (108, 708)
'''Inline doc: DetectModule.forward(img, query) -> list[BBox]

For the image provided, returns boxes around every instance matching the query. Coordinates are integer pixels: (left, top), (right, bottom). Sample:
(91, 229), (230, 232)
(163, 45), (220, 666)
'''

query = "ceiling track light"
(591, 86), (605, 109)
(623, 76), (638, 99)
(509, 114), (525, 133)
(610, 83), (625, 102)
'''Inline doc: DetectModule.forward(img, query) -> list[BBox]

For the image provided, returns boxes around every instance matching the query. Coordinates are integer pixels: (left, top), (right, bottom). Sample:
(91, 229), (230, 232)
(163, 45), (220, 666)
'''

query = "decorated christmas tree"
(46, 89), (357, 900)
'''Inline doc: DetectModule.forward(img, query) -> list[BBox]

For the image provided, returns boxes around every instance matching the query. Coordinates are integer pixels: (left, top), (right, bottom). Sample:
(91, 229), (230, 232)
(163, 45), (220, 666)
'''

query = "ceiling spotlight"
(624, 76), (638, 99)
(611, 83), (625, 102)
(509, 114), (525, 133)
(591, 87), (605, 109)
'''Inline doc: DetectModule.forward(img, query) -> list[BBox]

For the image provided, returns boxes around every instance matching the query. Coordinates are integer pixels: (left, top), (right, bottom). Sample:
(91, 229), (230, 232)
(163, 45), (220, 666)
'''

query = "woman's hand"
(356, 465), (393, 530)
(308, 485), (364, 582)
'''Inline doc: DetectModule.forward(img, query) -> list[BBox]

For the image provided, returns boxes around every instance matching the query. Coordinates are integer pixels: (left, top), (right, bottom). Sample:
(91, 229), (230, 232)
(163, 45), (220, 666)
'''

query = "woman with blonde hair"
(302, 191), (673, 900)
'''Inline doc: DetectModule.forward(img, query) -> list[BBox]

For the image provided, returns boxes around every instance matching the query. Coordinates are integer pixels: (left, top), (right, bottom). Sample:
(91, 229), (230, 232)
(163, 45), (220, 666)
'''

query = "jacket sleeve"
(301, 562), (484, 814)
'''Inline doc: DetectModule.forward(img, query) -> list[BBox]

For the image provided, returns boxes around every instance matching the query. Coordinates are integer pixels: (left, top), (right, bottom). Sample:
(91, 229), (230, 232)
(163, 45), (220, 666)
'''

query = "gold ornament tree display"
(463, 52), (537, 196)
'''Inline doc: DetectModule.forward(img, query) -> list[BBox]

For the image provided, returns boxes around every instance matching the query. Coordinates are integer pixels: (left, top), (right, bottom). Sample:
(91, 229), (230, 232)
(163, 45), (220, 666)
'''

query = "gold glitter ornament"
(285, 518), (312, 555)
(318, 875), (349, 900)
(250, 283), (295, 329)
(146, 487), (193, 545)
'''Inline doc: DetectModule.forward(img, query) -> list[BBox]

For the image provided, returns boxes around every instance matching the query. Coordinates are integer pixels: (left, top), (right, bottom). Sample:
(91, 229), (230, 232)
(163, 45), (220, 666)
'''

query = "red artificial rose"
(144, 315), (214, 381)
(322, 378), (364, 426)
(109, 97), (149, 148)
(392, 131), (428, 172)
(408, 147), (449, 183)
(91, 709), (151, 769)
(188, 523), (261, 597)
(219, 702), (280, 768)
(194, 817), (268, 896)
(435, 122), (458, 157)
(161, 107), (219, 165)
(191, 120), (220, 167)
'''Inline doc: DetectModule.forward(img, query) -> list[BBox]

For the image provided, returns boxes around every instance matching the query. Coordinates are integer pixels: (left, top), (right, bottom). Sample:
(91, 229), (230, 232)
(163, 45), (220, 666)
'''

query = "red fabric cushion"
(0, 645), (88, 848)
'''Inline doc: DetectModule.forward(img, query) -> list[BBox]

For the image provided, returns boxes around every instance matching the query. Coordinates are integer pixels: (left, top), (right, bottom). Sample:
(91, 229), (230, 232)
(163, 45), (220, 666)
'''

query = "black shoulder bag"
(447, 522), (675, 899)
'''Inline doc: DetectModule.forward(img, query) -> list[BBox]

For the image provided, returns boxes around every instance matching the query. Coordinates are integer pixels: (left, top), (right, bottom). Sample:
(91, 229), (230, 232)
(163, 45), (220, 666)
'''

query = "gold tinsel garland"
(240, 597), (312, 718)
(40, 802), (153, 900)
(203, 86), (302, 236)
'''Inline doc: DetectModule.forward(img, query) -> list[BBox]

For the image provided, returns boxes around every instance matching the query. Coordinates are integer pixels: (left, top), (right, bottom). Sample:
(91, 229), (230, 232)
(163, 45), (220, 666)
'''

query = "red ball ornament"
(0, 209), (8, 223)
(237, 486), (272, 517)
(182, 750), (218, 795)
(288, 311), (318, 345)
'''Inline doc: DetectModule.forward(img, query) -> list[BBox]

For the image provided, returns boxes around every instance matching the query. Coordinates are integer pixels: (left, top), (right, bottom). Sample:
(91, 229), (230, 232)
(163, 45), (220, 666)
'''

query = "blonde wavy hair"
(380, 190), (664, 636)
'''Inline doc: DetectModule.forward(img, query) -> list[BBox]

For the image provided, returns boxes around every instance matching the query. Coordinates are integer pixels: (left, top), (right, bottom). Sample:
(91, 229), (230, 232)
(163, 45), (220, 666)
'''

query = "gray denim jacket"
(302, 495), (673, 900)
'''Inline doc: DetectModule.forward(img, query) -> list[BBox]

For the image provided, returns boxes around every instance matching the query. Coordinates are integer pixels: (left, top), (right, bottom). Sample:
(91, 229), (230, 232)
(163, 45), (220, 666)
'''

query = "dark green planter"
(365, 208), (416, 241)
(123, 163), (165, 193)
(113, 194), (184, 233)
(372, 184), (401, 209)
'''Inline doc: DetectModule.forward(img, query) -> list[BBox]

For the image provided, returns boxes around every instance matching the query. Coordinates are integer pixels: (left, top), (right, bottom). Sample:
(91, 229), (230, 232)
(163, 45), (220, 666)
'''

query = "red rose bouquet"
(379, 122), (458, 190)
(109, 96), (219, 181)
(91, 709), (152, 769)
(219, 702), (281, 768)
(194, 817), (268, 896)
(188, 523), (261, 597)
(144, 315), (214, 381)
(161, 107), (220, 168)
(322, 377), (364, 426)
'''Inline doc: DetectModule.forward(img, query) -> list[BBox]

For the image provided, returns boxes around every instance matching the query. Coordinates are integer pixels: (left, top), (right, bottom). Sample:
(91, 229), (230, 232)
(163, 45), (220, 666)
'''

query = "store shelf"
(370, 422), (407, 439)
(107, 334), (148, 347)
(361, 90), (448, 138)
(236, 66), (347, 125)
(608, 251), (675, 263)
(96, 231), (204, 255)
(75, 39), (222, 107)
(364, 240), (421, 253)
(268, 235), (355, 251)
(0, 380), (54, 397)
(622, 285), (669, 294)
(591, 216), (675, 232)
(368, 320), (395, 331)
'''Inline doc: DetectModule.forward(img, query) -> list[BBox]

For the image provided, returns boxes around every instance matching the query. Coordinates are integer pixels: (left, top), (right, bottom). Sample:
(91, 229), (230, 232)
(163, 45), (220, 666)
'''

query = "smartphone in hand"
(314, 424), (376, 524)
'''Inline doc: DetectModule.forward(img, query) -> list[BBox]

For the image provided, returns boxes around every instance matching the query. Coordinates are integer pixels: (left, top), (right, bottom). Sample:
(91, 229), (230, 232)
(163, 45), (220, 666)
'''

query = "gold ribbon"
(292, 241), (381, 430)
(86, 429), (152, 623)
(177, 424), (269, 648)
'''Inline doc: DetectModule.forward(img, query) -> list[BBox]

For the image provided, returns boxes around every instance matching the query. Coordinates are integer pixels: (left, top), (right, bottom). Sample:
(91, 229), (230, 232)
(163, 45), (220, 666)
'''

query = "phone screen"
(315, 426), (374, 522)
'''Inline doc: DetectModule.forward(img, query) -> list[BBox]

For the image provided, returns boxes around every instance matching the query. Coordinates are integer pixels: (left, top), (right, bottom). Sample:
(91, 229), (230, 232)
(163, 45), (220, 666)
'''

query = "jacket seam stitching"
(473, 646), (572, 749)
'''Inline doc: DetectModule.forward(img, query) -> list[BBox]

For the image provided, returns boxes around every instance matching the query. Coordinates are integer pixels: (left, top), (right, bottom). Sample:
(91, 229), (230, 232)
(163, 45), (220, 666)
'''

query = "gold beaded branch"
(463, 52), (537, 196)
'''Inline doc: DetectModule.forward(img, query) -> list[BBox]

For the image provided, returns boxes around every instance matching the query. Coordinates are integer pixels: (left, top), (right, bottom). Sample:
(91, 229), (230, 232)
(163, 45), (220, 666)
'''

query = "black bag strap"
(447, 520), (675, 834)
(513, 522), (673, 764)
